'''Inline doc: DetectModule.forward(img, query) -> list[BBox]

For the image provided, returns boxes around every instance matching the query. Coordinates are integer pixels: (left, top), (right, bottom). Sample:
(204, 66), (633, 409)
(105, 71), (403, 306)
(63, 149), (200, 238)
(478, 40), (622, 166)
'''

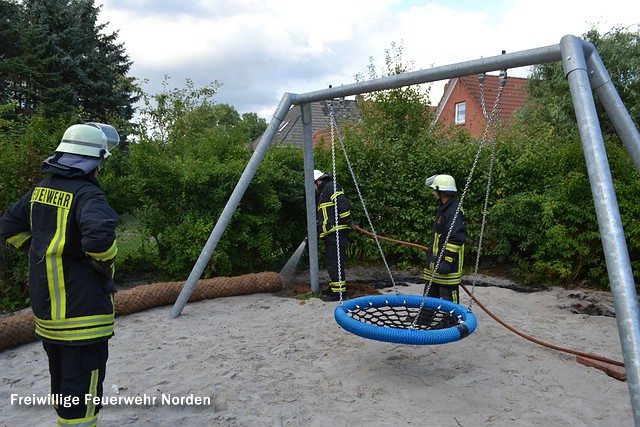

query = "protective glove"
(89, 258), (115, 280)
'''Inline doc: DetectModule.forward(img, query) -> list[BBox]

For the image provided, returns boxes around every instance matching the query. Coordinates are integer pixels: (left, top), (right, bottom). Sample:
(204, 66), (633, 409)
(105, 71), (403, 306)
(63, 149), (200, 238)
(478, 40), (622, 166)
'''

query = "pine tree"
(0, 0), (138, 122)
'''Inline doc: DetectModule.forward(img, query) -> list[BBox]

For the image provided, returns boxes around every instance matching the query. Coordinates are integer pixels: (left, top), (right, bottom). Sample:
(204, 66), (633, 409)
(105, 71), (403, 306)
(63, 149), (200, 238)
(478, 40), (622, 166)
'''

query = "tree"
(136, 77), (222, 146)
(0, 0), (138, 122)
(317, 41), (442, 266)
(0, 1), (23, 122)
(354, 40), (433, 140)
(485, 25), (640, 287)
(526, 25), (640, 138)
(101, 80), (278, 279)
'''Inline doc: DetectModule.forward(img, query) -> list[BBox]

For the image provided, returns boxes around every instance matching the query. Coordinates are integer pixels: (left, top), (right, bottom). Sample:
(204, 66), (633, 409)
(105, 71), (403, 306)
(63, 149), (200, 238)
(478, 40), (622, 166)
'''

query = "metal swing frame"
(324, 70), (503, 344)
(170, 35), (640, 424)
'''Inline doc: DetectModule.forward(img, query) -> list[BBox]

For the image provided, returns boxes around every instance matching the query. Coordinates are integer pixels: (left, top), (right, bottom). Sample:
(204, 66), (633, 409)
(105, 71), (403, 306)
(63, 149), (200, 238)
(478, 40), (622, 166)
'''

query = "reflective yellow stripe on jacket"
(318, 191), (351, 238)
(6, 231), (31, 248)
(86, 240), (118, 279)
(35, 311), (115, 342)
(47, 204), (71, 319)
(424, 240), (465, 285)
(86, 240), (118, 262)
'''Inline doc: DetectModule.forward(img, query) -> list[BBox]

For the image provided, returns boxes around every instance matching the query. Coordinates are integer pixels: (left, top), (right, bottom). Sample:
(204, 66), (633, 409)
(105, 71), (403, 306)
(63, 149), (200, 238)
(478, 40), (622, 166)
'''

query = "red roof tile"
(459, 74), (528, 122)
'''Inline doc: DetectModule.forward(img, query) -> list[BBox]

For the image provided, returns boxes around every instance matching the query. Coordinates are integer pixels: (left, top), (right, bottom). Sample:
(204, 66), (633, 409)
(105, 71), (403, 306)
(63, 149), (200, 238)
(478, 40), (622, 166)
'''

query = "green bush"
(0, 113), (77, 312)
(485, 128), (640, 287)
(0, 245), (29, 312)
(101, 95), (313, 281)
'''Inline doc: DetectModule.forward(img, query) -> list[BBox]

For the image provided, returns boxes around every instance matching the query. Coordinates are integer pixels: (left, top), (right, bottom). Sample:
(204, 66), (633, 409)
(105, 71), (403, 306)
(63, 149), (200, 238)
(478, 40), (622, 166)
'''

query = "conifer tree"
(0, 0), (137, 121)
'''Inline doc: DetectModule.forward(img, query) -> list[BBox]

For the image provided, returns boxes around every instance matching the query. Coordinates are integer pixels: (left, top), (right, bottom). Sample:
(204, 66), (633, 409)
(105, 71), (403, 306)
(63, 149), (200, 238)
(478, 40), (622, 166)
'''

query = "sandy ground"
(0, 269), (634, 426)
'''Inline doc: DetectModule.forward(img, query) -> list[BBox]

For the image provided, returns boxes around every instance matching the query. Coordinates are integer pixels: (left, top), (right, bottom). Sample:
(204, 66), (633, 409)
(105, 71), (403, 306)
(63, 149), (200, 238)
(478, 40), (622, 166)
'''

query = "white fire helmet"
(314, 169), (329, 181)
(425, 174), (457, 192)
(55, 123), (119, 159)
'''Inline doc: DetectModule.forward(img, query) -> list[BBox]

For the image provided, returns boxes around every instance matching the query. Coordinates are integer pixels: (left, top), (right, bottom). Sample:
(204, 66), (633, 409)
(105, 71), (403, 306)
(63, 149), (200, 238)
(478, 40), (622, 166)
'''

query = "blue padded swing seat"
(334, 294), (477, 345)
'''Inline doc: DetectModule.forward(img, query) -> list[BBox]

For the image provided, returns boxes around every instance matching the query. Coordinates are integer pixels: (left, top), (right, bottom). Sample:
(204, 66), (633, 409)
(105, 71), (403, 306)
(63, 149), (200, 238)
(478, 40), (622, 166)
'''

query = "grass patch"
(296, 292), (322, 301)
(116, 214), (162, 285)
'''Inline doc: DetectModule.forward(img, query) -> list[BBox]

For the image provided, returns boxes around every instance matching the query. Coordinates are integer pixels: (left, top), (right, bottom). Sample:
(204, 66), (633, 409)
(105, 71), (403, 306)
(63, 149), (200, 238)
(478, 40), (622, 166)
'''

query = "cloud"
(97, 0), (640, 119)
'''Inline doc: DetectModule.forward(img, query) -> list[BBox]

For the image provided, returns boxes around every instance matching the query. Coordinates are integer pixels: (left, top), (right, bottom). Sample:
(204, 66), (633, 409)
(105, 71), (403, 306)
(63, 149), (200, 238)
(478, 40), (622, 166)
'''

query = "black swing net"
(327, 71), (507, 345)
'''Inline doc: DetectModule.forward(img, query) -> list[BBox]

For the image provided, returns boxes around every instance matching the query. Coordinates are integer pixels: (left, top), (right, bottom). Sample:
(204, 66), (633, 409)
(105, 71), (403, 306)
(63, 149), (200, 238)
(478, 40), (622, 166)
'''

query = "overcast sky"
(96, 0), (639, 120)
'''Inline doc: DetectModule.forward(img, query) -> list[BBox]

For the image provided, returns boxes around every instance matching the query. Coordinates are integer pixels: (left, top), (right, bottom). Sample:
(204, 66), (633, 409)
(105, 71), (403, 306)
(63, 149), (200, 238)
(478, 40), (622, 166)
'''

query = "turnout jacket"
(423, 196), (466, 286)
(0, 166), (119, 345)
(316, 179), (352, 239)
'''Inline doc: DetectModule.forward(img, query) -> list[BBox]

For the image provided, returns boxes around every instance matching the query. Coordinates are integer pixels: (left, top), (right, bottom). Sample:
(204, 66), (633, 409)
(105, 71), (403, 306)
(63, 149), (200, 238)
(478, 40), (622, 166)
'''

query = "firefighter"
(0, 122), (120, 426)
(314, 169), (352, 302)
(423, 174), (467, 304)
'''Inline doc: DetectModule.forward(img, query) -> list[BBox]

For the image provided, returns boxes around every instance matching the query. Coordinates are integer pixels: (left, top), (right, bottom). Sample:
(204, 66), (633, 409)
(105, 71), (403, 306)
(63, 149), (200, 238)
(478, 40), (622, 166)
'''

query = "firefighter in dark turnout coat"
(0, 123), (120, 426)
(314, 169), (352, 302)
(423, 174), (466, 304)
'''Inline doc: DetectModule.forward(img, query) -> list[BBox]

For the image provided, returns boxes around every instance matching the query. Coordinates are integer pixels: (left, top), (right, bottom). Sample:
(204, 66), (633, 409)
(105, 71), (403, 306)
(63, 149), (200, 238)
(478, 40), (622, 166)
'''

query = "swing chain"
(328, 102), (345, 303)
(419, 70), (508, 318)
(467, 70), (507, 309)
(479, 73), (488, 118)
(328, 103), (400, 296)
(326, 68), (507, 317)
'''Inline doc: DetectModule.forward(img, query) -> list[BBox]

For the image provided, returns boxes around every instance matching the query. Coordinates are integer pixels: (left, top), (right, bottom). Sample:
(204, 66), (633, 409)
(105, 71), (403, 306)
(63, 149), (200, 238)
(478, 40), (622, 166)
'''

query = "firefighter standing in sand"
(0, 123), (120, 426)
(422, 174), (467, 304)
(314, 169), (353, 302)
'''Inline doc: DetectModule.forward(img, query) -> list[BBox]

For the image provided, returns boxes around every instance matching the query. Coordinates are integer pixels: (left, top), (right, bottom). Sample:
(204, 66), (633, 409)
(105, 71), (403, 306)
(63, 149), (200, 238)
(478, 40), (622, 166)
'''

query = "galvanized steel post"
(561, 35), (640, 424)
(170, 93), (294, 318)
(301, 103), (321, 294)
(585, 47), (640, 173)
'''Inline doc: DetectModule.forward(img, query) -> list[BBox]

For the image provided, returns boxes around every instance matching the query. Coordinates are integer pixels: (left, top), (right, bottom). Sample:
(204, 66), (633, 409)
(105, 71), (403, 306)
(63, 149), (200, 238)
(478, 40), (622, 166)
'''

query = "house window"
(455, 102), (466, 124)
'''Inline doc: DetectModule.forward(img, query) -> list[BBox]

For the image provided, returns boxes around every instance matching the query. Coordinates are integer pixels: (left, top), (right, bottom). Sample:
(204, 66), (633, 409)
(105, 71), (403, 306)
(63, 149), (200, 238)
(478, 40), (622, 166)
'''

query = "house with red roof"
(431, 74), (529, 138)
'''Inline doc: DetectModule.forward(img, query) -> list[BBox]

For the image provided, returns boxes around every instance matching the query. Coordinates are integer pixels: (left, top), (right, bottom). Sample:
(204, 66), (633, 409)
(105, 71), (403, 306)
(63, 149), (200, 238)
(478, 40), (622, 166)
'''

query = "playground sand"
(0, 271), (633, 426)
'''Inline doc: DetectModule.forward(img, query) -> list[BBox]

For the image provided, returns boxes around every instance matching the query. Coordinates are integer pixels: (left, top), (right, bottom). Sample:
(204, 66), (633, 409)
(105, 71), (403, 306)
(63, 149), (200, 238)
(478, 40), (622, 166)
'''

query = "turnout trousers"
(426, 283), (459, 304)
(43, 340), (108, 426)
(324, 229), (349, 292)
